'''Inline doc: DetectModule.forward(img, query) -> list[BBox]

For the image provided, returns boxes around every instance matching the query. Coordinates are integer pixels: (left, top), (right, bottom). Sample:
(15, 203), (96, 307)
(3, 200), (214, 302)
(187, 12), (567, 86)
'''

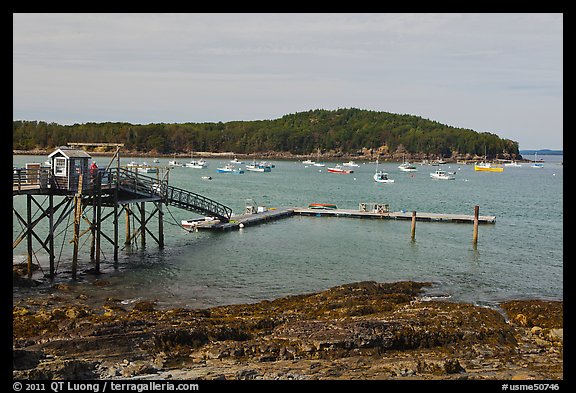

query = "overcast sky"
(13, 13), (563, 150)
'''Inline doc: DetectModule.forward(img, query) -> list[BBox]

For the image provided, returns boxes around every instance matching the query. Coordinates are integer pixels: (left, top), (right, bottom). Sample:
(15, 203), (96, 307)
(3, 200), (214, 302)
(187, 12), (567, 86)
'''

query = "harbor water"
(12, 154), (563, 309)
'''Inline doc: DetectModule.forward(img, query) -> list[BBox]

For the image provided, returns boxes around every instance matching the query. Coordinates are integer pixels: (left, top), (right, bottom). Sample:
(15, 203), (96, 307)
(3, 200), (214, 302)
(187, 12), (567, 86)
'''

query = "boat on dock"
(181, 217), (217, 229)
(308, 203), (338, 210)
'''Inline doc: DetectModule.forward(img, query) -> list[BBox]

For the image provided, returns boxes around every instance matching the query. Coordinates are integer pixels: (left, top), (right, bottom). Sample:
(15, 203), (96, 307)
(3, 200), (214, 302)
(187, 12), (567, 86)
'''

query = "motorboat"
(126, 161), (158, 174)
(342, 160), (360, 167)
(374, 171), (395, 183)
(184, 158), (208, 168)
(245, 162), (272, 172)
(216, 164), (244, 174)
(327, 165), (353, 174)
(474, 162), (504, 172)
(373, 159), (394, 183)
(398, 162), (417, 172)
(430, 169), (455, 180)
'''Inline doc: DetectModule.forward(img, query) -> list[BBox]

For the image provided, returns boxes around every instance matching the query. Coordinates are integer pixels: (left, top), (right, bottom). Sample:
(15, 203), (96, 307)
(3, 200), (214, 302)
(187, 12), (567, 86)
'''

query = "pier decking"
(193, 206), (495, 231)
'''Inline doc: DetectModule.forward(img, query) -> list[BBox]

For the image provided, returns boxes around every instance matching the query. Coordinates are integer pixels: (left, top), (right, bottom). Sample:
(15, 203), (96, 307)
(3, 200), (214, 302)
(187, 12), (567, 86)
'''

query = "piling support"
(158, 201), (164, 248)
(140, 202), (146, 246)
(473, 205), (479, 247)
(113, 185), (119, 262)
(94, 172), (102, 273)
(26, 195), (33, 279)
(71, 173), (84, 279)
(125, 205), (131, 246)
(48, 194), (55, 278)
(411, 211), (417, 240)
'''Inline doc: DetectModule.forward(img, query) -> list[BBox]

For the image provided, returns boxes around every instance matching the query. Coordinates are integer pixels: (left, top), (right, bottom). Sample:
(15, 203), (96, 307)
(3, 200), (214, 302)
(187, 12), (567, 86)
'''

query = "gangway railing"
(116, 168), (232, 222)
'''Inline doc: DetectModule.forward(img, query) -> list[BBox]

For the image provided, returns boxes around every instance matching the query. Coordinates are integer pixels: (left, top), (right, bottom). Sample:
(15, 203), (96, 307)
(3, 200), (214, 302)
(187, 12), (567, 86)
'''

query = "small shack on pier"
(47, 146), (93, 191)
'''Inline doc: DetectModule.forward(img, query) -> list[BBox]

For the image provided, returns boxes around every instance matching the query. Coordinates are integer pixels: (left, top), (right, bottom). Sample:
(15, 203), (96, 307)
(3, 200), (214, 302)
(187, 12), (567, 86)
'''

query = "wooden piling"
(411, 211), (417, 240)
(158, 202), (164, 248)
(473, 205), (479, 246)
(71, 173), (84, 279)
(125, 206), (131, 245)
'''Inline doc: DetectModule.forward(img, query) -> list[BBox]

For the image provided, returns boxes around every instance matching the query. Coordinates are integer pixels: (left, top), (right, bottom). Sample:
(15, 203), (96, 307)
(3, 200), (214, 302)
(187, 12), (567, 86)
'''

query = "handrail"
(116, 168), (232, 222)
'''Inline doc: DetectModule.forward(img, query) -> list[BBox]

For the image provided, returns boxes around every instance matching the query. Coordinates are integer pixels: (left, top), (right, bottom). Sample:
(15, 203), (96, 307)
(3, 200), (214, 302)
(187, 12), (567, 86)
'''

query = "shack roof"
(48, 147), (92, 159)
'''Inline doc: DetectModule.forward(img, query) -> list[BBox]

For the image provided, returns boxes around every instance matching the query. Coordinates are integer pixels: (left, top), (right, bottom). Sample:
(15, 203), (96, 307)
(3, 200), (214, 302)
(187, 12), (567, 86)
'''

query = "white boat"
(168, 154), (183, 167)
(342, 160), (360, 167)
(374, 171), (394, 183)
(216, 164), (244, 174)
(504, 161), (522, 167)
(245, 161), (272, 172)
(152, 158), (160, 163)
(313, 162), (326, 167)
(531, 152), (544, 168)
(398, 162), (417, 172)
(181, 216), (217, 229)
(230, 158), (243, 164)
(126, 161), (158, 174)
(302, 159), (315, 165)
(184, 158), (208, 168)
(373, 160), (394, 183)
(430, 169), (455, 180)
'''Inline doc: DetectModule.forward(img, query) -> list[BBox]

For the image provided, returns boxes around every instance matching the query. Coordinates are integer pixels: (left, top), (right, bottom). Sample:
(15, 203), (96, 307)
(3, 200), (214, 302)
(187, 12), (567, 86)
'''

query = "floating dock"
(194, 206), (495, 231)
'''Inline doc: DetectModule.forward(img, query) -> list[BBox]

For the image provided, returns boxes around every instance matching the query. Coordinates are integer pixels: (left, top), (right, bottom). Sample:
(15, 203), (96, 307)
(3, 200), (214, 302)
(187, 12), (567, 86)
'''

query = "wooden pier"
(193, 205), (495, 232)
(13, 144), (233, 279)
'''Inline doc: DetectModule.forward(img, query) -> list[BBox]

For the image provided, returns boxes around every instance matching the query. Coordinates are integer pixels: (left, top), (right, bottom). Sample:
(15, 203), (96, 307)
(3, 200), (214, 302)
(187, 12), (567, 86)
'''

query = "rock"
(444, 358), (465, 374)
(236, 368), (260, 380)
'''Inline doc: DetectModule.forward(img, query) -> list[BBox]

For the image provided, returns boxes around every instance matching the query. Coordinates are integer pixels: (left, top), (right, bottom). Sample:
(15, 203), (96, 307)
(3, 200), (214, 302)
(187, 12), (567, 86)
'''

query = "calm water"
(13, 154), (563, 308)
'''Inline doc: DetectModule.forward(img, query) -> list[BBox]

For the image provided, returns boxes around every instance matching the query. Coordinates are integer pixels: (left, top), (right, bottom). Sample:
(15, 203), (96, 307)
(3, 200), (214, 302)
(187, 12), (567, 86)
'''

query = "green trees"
(12, 108), (519, 157)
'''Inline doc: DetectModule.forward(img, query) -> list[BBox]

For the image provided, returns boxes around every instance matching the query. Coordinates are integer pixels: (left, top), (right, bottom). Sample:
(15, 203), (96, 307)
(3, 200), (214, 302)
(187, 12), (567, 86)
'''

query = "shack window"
(54, 157), (66, 176)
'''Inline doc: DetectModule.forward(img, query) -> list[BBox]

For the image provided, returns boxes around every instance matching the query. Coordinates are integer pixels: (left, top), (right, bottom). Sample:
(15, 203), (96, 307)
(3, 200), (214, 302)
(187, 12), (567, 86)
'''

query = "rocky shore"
(12, 280), (563, 381)
(12, 148), (526, 163)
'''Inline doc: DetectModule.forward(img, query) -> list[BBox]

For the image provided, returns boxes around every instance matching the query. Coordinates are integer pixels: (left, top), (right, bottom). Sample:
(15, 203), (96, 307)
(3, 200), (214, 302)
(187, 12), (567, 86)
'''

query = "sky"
(13, 13), (563, 150)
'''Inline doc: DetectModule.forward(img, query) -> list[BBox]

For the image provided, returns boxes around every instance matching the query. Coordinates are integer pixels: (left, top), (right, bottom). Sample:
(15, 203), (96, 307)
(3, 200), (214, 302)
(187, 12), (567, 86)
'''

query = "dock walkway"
(194, 206), (495, 231)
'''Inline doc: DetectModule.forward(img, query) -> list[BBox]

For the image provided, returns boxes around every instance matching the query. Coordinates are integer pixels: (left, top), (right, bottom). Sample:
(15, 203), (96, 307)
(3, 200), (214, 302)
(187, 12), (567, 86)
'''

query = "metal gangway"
(116, 168), (232, 222)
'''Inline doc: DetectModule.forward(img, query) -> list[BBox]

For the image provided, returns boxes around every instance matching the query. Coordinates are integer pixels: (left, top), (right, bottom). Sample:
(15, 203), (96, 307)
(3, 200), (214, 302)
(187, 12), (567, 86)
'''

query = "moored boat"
(327, 165), (354, 174)
(474, 162), (504, 172)
(373, 160), (394, 183)
(430, 169), (455, 180)
(216, 164), (244, 174)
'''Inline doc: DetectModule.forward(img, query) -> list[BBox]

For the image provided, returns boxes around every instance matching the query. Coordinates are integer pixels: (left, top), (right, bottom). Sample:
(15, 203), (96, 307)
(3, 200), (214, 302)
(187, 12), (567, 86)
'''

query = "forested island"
(13, 108), (520, 160)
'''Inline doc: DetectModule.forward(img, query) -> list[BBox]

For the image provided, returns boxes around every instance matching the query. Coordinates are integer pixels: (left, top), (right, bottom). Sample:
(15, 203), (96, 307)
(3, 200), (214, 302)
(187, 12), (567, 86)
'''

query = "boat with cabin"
(216, 164), (244, 174)
(327, 165), (354, 174)
(373, 160), (394, 183)
(474, 162), (504, 172)
(430, 169), (455, 180)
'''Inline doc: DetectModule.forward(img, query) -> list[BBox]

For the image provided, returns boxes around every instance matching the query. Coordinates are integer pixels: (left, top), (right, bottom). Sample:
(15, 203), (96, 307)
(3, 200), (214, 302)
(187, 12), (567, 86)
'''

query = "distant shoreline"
(519, 149), (563, 155)
(12, 148), (535, 163)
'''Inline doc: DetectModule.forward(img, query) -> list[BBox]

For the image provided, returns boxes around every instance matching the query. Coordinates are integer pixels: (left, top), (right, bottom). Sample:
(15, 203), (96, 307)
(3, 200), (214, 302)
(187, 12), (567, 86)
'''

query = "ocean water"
(12, 154), (563, 308)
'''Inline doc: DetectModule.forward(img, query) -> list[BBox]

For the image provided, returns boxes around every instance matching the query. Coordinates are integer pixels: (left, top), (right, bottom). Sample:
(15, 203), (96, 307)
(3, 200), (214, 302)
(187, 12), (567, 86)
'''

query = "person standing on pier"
(90, 161), (98, 183)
